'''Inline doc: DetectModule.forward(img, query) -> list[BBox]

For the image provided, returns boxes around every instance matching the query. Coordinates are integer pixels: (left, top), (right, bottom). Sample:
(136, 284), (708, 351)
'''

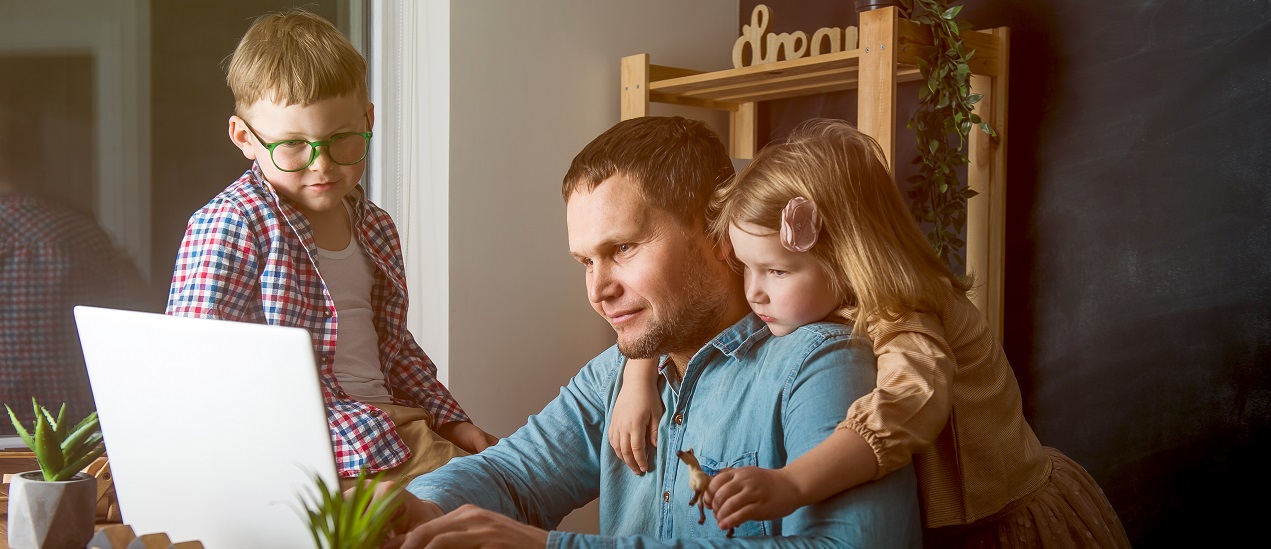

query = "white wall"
(446, 0), (738, 533)
(372, 0), (738, 533)
(369, 0), (454, 385)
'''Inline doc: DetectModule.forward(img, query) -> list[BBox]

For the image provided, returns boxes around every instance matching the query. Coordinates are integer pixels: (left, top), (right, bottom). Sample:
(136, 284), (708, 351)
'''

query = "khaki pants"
(338, 403), (468, 491)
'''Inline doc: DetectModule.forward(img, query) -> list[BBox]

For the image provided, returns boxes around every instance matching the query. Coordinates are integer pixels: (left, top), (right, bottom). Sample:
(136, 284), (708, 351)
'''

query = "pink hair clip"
(780, 197), (821, 252)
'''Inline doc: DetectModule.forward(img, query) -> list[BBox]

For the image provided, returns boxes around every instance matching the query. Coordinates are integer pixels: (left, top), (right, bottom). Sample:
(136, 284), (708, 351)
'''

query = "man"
(0, 105), (144, 428)
(385, 116), (922, 547)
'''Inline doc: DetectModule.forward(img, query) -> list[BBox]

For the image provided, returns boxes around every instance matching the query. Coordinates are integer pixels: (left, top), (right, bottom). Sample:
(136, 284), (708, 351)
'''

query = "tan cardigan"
(837, 291), (1050, 528)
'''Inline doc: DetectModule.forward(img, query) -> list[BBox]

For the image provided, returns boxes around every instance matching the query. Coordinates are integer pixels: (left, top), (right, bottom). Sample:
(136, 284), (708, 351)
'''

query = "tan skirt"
(924, 447), (1131, 548)
(338, 403), (469, 491)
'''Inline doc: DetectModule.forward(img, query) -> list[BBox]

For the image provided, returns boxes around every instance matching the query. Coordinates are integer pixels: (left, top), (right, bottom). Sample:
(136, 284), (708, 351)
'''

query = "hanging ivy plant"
(899, 0), (996, 268)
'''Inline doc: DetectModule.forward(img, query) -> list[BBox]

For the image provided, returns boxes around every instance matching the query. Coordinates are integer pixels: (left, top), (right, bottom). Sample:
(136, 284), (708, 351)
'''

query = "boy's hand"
(703, 466), (803, 531)
(436, 421), (498, 454)
(342, 480), (443, 543)
(366, 482), (448, 546)
(608, 380), (662, 475)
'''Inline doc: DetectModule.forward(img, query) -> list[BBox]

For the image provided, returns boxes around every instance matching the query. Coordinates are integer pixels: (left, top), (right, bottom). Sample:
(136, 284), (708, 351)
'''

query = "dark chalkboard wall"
(741, 1), (1271, 545)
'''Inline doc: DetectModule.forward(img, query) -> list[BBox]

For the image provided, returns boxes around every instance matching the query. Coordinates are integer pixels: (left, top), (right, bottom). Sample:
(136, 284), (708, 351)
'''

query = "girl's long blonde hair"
(709, 119), (970, 338)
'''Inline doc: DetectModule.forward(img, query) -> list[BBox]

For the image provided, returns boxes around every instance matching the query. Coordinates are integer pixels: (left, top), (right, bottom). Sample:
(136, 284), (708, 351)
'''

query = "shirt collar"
(707, 312), (770, 359)
(248, 163), (309, 235)
(248, 161), (366, 226)
(653, 312), (770, 376)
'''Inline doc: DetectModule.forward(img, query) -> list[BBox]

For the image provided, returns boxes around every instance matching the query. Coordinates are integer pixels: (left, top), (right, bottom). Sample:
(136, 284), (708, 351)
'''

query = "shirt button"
(662, 491), (670, 502)
(673, 414), (684, 425)
(324, 308), (333, 317)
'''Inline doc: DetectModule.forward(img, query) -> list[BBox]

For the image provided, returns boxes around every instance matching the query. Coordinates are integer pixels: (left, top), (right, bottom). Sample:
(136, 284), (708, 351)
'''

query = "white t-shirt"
(315, 222), (393, 404)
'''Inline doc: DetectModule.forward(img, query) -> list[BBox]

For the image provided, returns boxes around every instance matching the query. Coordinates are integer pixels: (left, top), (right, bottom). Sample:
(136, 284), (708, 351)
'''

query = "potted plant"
(6, 398), (106, 549)
(857, 0), (997, 268)
(855, 1), (898, 11)
(296, 470), (404, 549)
(900, 0), (996, 269)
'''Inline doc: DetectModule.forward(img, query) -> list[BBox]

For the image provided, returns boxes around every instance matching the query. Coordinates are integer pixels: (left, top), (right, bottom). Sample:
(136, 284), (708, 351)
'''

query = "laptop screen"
(74, 306), (338, 548)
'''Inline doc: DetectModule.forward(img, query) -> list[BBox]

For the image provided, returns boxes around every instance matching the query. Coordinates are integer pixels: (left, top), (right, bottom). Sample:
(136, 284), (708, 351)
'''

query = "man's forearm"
(406, 451), (531, 520)
(405, 359), (610, 528)
(550, 531), (856, 548)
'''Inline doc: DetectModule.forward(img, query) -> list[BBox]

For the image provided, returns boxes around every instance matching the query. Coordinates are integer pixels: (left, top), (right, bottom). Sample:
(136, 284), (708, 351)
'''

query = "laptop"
(74, 305), (339, 548)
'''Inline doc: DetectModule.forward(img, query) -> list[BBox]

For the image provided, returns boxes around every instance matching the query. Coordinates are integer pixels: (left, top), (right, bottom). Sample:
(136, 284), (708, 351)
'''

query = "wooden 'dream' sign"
(732, 4), (860, 68)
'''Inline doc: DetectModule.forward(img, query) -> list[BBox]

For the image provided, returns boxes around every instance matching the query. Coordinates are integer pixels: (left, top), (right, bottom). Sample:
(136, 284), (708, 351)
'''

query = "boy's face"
(229, 95), (373, 220)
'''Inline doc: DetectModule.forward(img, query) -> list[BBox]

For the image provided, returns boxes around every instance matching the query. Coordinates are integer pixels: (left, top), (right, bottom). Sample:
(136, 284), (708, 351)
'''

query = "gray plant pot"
(7, 471), (96, 549)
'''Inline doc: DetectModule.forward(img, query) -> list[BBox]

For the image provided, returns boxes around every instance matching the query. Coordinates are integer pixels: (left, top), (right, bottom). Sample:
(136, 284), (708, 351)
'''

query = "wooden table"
(0, 452), (40, 549)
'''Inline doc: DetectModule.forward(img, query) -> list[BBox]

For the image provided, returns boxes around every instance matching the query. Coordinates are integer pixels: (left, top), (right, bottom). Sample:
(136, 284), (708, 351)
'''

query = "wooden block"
(127, 532), (172, 549)
(87, 524), (137, 549)
(88, 525), (203, 549)
(88, 458), (123, 522)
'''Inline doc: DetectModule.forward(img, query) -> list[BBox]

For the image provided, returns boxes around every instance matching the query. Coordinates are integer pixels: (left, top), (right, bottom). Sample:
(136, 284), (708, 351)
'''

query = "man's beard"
(617, 244), (731, 360)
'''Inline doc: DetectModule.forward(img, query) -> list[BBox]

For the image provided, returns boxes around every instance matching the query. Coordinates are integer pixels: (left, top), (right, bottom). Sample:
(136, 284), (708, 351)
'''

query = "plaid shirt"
(1, 193), (124, 426)
(166, 165), (469, 476)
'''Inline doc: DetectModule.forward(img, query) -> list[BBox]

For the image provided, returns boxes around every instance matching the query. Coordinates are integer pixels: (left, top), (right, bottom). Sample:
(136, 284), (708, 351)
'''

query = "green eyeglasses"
(242, 118), (373, 172)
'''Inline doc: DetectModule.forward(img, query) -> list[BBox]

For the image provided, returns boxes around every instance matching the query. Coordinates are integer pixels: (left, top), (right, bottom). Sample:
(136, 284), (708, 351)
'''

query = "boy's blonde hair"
(226, 9), (367, 116)
(709, 118), (970, 337)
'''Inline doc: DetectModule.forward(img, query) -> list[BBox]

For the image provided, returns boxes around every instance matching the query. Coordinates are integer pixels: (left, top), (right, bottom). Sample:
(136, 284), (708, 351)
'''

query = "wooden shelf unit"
(620, 6), (1011, 340)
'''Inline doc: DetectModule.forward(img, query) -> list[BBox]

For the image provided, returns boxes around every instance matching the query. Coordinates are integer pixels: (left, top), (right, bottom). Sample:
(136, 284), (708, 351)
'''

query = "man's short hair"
(225, 8), (367, 116)
(561, 116), (735, 228)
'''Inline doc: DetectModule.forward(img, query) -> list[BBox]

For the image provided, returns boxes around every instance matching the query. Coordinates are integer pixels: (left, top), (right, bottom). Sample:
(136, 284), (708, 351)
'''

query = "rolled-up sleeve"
(406, 355), (611, 528)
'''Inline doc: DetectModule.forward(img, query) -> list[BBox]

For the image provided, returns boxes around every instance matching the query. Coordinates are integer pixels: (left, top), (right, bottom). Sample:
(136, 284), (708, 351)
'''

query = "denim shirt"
(407, 314), (922, 548)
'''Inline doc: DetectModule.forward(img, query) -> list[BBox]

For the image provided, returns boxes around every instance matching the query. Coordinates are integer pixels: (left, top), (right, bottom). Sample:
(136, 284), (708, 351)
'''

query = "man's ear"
(227, 116), (257, 161)
(713, 234), (734, 262)
(366, 102), (375, 130)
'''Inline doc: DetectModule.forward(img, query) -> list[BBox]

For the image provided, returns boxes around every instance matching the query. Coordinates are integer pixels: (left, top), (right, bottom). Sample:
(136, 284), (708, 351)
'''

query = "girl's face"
(728, 222), (839, 336)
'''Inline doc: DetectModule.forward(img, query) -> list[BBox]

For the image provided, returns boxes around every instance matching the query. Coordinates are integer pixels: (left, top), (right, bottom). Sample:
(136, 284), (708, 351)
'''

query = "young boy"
(166, 9), (495, 486)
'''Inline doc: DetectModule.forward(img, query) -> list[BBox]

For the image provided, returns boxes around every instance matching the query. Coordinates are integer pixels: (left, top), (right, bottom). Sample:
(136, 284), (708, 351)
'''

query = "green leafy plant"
(297, 470), (404, 549)
(901, 0), (997, 268)
(6, 398), (106, 482)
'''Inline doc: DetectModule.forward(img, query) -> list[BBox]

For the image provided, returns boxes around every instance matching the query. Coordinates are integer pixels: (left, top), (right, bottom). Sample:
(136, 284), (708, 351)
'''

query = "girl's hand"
(703, 466), (803, 531)
(608, 379), (663, 474)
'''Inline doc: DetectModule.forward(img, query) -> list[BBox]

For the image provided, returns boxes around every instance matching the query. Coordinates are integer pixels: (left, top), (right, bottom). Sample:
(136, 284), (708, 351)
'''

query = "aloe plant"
(297, 470), (404, 549)
(6, 398), (106, 482)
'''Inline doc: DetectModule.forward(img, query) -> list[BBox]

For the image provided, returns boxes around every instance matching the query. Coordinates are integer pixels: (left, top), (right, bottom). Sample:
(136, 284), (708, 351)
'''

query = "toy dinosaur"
(676, 448), (734, 538)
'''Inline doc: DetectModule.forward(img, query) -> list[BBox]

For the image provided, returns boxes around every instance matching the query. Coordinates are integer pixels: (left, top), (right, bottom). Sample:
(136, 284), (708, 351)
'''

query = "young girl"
(608, 119), (1130, 547)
